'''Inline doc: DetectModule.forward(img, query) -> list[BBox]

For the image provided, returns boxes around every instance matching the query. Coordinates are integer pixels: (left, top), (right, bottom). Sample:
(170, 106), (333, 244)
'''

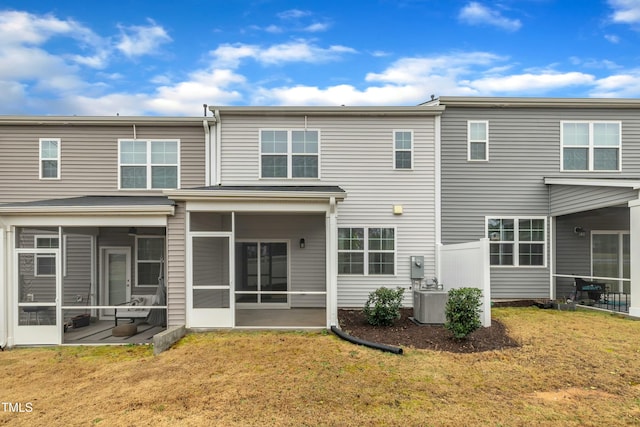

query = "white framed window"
(260, 130), (319, 178)
(394, 130), (413, 169)
(467, 121), (488, 161)
(487, 217), (546, 267)
(39, 138), (61, 179)
(119, 139), (180, 189)
(34, 235), (59, 276)
(136, 236), (165, 287)
(561, 121), (621, 171)
(338, 227), (396, 275)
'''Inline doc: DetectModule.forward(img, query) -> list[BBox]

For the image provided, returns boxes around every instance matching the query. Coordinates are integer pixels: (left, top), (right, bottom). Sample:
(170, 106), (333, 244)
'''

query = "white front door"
(188, 234), (234, 328)
(14, 249), (59, 345)
(101, 247), (131, 318)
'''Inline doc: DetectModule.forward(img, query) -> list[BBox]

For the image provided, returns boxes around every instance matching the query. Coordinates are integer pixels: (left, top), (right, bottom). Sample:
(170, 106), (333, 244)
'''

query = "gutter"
(203, 120), (210, 186)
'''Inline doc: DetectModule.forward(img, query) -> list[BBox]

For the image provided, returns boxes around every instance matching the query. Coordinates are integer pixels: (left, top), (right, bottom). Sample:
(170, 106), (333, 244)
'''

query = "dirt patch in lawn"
(338, 308), (519, 353)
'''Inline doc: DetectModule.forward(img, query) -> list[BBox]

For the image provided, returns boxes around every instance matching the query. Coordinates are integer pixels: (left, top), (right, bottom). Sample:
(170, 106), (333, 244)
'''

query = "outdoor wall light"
(299, 238), (306, 249)
(128, 227), (138, 236)
(573, 226), (586, 237)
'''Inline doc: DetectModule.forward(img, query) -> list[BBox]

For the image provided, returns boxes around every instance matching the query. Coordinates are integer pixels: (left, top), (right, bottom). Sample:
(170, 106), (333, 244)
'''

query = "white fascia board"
(544, 177), (640, 189)
(0, 205), (175, 215)
(438, 96), (640, 109)
(0, 116), (206, 126)
(209, 105), (444, 117)
(164, 189), (346, 202)
(1, 215), (168, 227)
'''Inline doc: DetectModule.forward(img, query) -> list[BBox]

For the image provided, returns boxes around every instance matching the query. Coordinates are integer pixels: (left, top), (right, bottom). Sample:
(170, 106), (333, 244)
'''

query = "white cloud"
(591, 71), (640, 97)
(277, 9), (311, 20)
(609, 0), (640, 24)
(466, 72), (595, 93)
(304, 22), (330, 32)
(116, 19), (172, 57)
(211, 40), (357, 68)
(605, 33), (621, 43)
(458, 2), (522, 31)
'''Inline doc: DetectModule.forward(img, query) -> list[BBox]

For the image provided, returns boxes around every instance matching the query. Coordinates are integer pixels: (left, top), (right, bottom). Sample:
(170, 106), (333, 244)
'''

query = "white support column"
(325, 198), (338, 328)
(0, 225), (5, 348)
(628, 199), (640, 317)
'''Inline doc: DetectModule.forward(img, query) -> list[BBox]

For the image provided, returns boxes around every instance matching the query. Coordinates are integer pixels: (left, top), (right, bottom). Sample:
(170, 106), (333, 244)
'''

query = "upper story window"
(338, 227), (395, 275)
(561, 121), (621, 171)
(394, 130), (413, 169)
(260, 130), (319, 178)
(487, 217), (546, 267)
(40, 138), (60, 179)
(119, 140), (179, 189)
(467, 121), (488, 161)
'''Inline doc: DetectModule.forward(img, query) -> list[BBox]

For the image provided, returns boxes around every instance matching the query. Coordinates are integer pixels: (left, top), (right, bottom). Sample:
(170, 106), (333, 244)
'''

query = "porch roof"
(544, 178), (640, 216)
(164, 185), (346, 202)
(0, 195), (175, 215)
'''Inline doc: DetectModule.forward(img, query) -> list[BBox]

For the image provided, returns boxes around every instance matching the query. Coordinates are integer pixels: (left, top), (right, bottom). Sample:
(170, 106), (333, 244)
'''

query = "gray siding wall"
(441, 106), (640, 298)
(0, 124), (205, 203)
(167, 202), (186, 326)
(218, 114), (437, 308)
(550, 185), (638, 216)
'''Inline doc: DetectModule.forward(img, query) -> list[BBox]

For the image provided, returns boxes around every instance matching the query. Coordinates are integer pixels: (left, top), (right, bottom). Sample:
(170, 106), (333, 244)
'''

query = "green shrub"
(444, 287), (482, 339)
(363, 287), (405, 326)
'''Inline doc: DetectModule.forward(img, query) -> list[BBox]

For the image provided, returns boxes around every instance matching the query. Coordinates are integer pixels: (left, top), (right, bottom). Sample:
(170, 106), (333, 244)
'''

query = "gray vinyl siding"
(549, 185), (638, 216)
(0, 125), (205, 203)
(167, 202), (186, 326)
(218, 114), (437, 308)
(555, 207), (629, 298)
(235, 214), (326, 307)
(62, 234), (93, 319)
(441, 106), (640, 298)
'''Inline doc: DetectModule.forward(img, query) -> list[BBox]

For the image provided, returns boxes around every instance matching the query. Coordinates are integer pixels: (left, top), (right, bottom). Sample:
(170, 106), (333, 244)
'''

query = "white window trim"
(337, 226), (397, 276)
(560, 121), (622, 172)
(467, 120), (489, 162)
(259, 129), (321, 179)
(135, 235), (166, 287)
(39, 138), (61, 180)
(118, 139), (181, 190)
(485, 216), (547, 268)
(393, 129), (414, 170)
(34, 234), (59, 277)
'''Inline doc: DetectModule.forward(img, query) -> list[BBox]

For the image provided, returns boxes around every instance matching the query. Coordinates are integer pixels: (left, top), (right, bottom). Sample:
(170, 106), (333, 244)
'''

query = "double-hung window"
(40, 138), (60, 179)
(394, 130), (413, 169)
(338, 227), (395, 275)
(561, 121), (621, 171)
(35, 235), (59, 276)
(136, 236), (165, 287)
(119, 140), (179, 189)
(487, 218), (545, 266)
(468, 121), (488, 161)
(260, 130), (319, 178)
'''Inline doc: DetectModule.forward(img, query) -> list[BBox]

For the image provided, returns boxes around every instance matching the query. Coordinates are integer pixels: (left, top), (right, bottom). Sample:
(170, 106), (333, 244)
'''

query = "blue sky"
(1, 0), (640, 115)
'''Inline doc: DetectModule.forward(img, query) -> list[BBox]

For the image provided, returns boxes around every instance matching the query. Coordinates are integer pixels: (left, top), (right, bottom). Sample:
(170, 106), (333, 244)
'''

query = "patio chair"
(574, 277), (606, 303)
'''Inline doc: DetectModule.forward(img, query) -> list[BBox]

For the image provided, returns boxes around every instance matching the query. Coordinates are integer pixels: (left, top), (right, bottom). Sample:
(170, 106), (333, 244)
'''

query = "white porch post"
(628, 199), (640, 317)
(326, 197), (338, 328)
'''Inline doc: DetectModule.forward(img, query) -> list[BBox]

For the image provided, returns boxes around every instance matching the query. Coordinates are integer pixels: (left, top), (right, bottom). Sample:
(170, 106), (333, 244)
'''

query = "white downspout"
(214, 110), (222, 185)
(203, 120), (210, 186)
(434, 114), (442, 280)
(0, 224), (6, 349)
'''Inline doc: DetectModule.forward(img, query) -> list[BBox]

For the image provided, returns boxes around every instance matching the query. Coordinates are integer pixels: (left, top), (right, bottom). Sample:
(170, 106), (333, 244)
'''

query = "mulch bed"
(338, 308), (520, 353)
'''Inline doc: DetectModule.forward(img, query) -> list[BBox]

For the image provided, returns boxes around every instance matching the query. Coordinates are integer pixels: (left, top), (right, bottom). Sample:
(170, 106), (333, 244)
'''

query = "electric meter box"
(410, 256), (424, 280)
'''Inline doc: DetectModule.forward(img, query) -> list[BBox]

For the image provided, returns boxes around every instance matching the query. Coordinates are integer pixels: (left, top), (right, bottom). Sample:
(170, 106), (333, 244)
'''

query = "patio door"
(235, 241), (289, 308)
(188, 234), (234, 327)
(14, 249), (59, 345)
(592, 232), (630, 293)
(101, 247), (131, 318)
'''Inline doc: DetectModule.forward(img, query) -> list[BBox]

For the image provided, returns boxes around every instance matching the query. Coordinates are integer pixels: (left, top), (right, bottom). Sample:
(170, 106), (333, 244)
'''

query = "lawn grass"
(1, 308), (640, 426)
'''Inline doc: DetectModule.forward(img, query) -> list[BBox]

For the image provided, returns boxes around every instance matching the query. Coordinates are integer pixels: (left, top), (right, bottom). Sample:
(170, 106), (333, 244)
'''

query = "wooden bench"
(115, 295), (155, 326)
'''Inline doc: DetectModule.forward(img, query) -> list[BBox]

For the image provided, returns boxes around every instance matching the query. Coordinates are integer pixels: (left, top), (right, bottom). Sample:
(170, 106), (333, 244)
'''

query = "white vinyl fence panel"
(437, 238), (491, 327)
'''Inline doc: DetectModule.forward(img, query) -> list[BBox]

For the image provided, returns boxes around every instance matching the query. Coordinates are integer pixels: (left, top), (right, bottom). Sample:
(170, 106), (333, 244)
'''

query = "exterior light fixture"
(299, 238), (306, 249)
